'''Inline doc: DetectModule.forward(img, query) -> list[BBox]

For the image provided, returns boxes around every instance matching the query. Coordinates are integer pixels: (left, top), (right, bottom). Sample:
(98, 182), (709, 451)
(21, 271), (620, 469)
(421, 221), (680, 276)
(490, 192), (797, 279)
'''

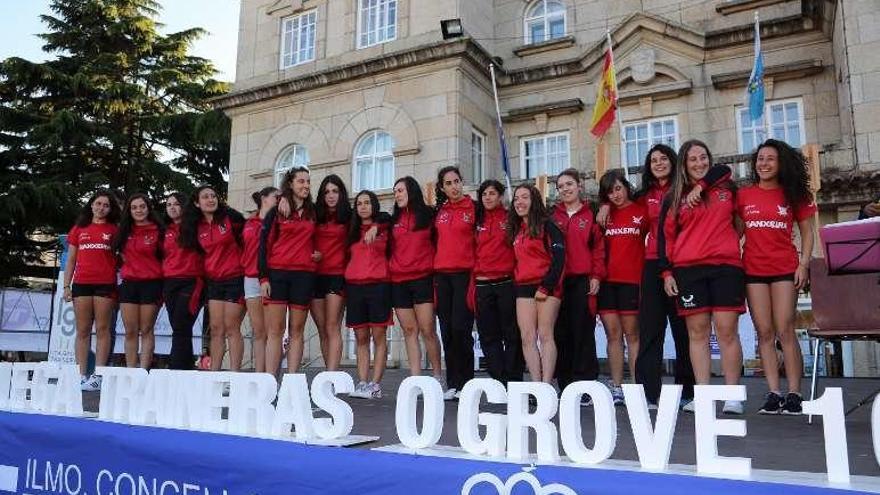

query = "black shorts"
(597, 282), (640, 315)
(673, 264), (746, 316)
(206, 276), (245, 304)
(745, 273), (795, 284)
(313, 274), (345, 299)
(266, 270), (315, 309)
(71, 283), (117, 299)
(118, 279), (162, 305)
(514, 283), (562, 299)
(346, 283), (392, 329)
(391, 275), (434, 308)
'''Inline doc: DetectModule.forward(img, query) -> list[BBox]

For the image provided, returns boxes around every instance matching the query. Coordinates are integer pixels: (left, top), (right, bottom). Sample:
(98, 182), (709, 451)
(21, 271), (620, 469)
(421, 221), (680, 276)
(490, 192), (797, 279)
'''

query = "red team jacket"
(474, 207), (515, 279)
(604, 202), (649, 284)
(736, 185), (816, 276)
(512, 220), (566, 295)
(241, 216), (263, 278)
(389, 209), (434, 282)
(198, 215), (244, 281)
(120, 223), (162, 281)
(162, 222), (202, 279)
(315, 219), (348, 276)
(551, 203), (606, 281)
(68, 223), (118, 285)
(660, 182), (742, 277)
(345, 223), (390, 284)
(258, 207), (316, 279)
(434, 197), (476, 272)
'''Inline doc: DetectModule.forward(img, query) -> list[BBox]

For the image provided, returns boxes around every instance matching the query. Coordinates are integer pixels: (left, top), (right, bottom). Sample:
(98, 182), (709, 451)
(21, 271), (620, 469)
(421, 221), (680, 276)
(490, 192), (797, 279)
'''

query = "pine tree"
(0, 0), (230, 284)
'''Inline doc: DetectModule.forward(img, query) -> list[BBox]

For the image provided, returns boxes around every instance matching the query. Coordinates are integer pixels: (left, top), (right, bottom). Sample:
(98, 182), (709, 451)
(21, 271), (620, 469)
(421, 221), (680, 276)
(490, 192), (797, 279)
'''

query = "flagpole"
(606, 30), (628, 181)
(489, 63), (513, 202)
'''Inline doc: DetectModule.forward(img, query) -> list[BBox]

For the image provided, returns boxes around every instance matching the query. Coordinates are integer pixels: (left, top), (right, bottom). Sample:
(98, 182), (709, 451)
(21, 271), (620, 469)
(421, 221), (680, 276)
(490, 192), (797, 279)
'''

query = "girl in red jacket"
(389, 176), (444, 385)
(474, 180), (522, 384)
(242, 187), (278, 373)
(510, 184), (565, 384)
(551, 169), (604, 394)
(433, 166), (476, 399)
(345, 190), (392, 399)
(64, 189), (121, 390)
(598, 170), (647, 404)
(312, 175), (352, 371)
(162, 192), (203, 370)
(737, 139), (816, 415)
(259, 167), (317, 376)
(659, 140), (745, 414)
(181, 185), (246, 372)
(114, 193), (164, 369)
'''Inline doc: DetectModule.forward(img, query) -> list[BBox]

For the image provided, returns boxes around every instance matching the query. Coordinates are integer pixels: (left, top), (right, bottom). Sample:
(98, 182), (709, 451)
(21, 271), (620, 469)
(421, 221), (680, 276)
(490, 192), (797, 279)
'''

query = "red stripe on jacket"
(345, 223), (390, 284)
(434, 197), (476, 272)
(474, 207), (514, 279)
(389, 209), (434, 282)
(120, 223), (162, 281)
(162, 223), (203, 278)
(198, 216), (244, 281)
(662, 183), (742, 272)
(315, 219), (348, 275)
(551, 203), (605, 280)
(604, 202), (648, 284)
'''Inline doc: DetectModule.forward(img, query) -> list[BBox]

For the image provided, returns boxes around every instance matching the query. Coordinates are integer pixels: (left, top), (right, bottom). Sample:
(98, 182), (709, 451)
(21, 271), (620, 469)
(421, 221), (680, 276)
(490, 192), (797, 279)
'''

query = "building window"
(621, 116), (678, 174)
(737, 98), (805, 153)
(524, 0), (566, 45)
(471, 129), (486, 184)
(353, 130), (395, 190)
(280, 10), (317, 69)
(275, 144), (310, 187)
(521, 132), (569, 178)
(357, 0), (397, 49)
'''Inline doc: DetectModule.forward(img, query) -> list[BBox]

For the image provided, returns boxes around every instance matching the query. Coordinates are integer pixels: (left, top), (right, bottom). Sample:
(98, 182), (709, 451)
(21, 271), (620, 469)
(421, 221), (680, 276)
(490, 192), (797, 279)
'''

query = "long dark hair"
(434, 165), (462, 209)
(113, 193), (165, 258)
(347, 190), (382, 246)
(315, 174), (352, 224)
(636, 143), (677, 199)
(599, 169), (634, 203)
(179, 184), (244, 252)
(280, 166), (315, 221)
(251, 186), (278, 211)
(750, 139), (813, 209)
(507, 184), (548, 242)
(391, 176), (433, 230)
(475, 179), (505, 227)
(164, 192), (188, 225)
(75, 188), (122, 227)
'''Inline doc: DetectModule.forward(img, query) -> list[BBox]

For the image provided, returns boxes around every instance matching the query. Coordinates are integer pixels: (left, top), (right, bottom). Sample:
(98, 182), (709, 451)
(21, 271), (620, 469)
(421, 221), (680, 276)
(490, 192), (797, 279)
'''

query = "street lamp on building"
(440, 19), (464, 40)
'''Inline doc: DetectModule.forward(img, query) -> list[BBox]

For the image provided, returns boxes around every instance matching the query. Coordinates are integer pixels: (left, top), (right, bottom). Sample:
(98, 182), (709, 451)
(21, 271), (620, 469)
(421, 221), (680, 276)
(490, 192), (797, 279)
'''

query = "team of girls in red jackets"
(65, 138), (815, 415)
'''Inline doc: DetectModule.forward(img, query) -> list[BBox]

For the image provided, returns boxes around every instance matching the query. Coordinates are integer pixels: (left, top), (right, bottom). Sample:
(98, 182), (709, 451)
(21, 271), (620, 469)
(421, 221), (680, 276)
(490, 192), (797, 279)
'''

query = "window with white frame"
(737, 98), (805, 153)
(621, 116), (679, 173)
(280, 10), (317, 69)
(357, 0), (397, 49)
(353, 130), (395, 190)
(275, 144), (310, 187)
(521, 132), (570, 178)
(471, 129), (486, 184)
(524, 0), (566, 45)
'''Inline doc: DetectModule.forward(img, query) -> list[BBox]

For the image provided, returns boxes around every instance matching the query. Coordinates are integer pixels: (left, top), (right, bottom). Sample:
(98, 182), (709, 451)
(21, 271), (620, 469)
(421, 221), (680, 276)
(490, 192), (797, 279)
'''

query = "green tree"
(0, 0), (230, 285)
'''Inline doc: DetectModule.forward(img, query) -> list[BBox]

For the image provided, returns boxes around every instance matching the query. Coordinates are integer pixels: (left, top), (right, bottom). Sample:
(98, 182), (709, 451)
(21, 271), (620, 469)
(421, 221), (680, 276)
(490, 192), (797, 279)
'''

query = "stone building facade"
(214, 0), (879, 373)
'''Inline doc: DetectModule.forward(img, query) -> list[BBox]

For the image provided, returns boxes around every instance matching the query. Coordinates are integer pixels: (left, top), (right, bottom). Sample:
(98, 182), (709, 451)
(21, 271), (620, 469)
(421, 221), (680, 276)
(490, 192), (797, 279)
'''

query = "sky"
(0, 0), (242, 82)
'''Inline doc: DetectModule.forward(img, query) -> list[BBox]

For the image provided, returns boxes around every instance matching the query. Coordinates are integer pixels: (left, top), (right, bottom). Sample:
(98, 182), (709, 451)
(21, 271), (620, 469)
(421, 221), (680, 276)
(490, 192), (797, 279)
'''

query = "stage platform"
(77, 370), (880, 477)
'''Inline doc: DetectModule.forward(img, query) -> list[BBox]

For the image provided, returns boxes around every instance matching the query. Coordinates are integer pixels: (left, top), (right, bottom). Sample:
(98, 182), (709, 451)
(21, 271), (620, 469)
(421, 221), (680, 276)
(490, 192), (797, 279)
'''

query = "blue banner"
(0, 412), (871, 495)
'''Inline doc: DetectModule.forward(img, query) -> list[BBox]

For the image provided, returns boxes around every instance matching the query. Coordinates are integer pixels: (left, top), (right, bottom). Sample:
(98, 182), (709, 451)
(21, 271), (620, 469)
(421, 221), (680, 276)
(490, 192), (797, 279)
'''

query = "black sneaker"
(757, 392), (784, 414)
(781, 393), (803, 415)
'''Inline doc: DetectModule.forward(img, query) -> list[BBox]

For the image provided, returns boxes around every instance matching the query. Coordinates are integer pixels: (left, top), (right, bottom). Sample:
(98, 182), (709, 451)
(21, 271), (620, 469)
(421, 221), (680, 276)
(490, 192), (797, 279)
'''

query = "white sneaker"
(80, 374), (101, 392)
(443, 387), (458, 401)
(453, 389), (461, 400)
(723, 400), (744, 415)
(681, 400), (695, 413)
(369, 382), (383, 399)
(647, 402), (659, 411)
(349, 381), (369, 399)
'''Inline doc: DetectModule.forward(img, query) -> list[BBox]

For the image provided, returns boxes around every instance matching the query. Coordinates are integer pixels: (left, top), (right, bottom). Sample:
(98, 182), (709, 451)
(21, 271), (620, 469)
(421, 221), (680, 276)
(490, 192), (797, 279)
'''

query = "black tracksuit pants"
(475, 278), (523, 384)
(435, 271), (474, 390)
(163, 278), (201, 370)
(554, 275), (599, 390)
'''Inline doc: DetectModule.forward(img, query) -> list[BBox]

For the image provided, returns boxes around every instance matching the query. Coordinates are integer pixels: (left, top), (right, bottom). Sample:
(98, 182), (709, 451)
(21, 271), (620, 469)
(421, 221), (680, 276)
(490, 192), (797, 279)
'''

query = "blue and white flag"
(745, 14), (765, 121)
(489, 64), (513, 200)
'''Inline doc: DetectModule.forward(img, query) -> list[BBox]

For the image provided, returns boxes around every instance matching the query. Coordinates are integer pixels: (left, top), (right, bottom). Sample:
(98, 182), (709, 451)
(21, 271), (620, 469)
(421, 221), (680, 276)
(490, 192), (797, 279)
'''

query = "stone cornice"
(618, 80), (693, 105)
(711, 59), (825, 89)
(715, 0), (790, 15)
(502, 98), (584, 123)
(212, 38), (496, 111)
(513, 35), (577, 57)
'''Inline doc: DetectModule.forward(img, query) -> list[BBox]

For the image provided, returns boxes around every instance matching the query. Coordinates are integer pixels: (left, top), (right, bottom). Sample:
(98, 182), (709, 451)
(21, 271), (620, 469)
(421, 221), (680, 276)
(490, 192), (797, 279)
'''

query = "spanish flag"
(590, 35), (618, 138)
